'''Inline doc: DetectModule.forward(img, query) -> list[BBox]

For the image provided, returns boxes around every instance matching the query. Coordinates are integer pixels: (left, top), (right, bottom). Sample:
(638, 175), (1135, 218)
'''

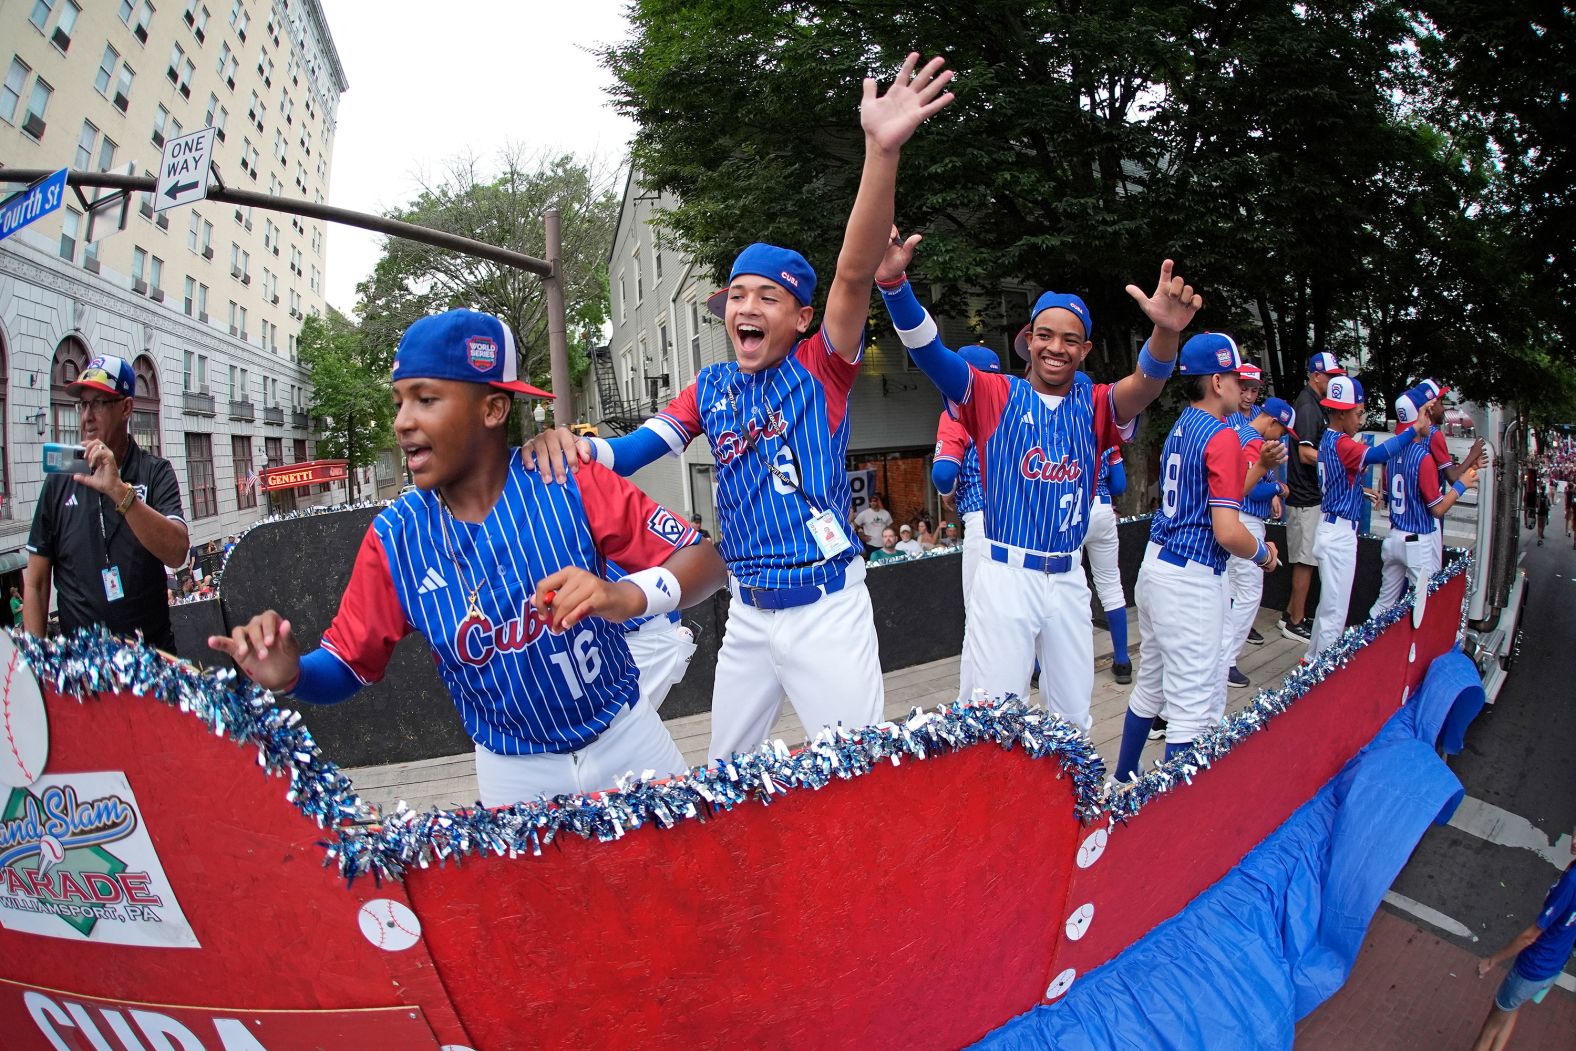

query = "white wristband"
(625, 567), (681, 618)
(586, 435), (614, 467)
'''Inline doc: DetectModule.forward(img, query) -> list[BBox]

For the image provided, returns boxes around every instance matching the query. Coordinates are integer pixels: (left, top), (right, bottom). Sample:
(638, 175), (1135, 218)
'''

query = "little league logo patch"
(467, 336), (498, 373)
(1216, 348), (1233, 368)
(645, 507), (688, 545)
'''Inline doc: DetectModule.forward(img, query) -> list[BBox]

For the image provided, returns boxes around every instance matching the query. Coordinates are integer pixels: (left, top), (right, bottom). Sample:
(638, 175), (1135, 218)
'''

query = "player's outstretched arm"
(209, 611), (303, 693)
(1447, 437), (1487, 483)
(524, 416), (691, 485)
(1361, 411), (1430, 467)
(1430, 467), (1478, 518)
(874, 229), (970, 402)
(821, 54), (955, 360)
(531, 540), (726, 634)
(1107, 457), (1128, 497)
(1111, 260), (1203, 424)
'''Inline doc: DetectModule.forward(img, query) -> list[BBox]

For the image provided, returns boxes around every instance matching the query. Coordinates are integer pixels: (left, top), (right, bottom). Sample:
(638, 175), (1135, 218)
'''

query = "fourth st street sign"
(155, 127), (216, 212)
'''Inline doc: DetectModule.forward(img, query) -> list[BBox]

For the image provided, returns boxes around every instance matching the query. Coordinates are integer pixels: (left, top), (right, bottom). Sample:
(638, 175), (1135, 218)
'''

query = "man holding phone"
(24, 355), (189, 650)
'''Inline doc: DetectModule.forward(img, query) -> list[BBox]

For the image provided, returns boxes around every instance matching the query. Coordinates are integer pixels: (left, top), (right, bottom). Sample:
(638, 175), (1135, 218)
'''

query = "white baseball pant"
(1219, 512), (1267, 675)
(1127, 544), (1230, 745)
(625, 615), (698, 712)
(1368, 528), (1442, 619)
(708, 558), (885, 761)
(957, 509), (986, 687)
(1308, 517), (1358, 656)
(1082, 500), (1124, 615)
(473, 700), (688, 806)
(958, 548), (1095, 733)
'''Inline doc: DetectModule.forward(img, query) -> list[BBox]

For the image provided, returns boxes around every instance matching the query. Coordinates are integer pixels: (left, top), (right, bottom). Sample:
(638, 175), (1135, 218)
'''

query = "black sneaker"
(1112, 661), (1132, 685)
(1280, 618), (1312, 643)
(1245, 627), (1265, 646)
(1227, 666), (1250, 689)
(1147, 717), (1167, 741)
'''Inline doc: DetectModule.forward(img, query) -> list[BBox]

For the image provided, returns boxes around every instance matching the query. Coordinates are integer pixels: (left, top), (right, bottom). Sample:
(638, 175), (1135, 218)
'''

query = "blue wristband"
(1252, 540), (1270, 567)
(1452, 480), (1466, 496)
(1137, 342), (1176, 381)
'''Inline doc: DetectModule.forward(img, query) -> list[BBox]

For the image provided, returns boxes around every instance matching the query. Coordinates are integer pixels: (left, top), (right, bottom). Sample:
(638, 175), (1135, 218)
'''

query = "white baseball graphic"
(1064, 902), (1095, 941)
(357, 898), (422, 951)
(1076, 828), (1109, 869)
(1045, 968), (1077, 1000)
(1408, 642), (1417, 665)
(0, 632), (48, 788)
(36, 834), (65, 874)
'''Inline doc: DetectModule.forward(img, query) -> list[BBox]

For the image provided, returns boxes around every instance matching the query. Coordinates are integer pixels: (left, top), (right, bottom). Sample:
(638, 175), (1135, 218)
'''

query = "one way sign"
(155, 127), (216, 212)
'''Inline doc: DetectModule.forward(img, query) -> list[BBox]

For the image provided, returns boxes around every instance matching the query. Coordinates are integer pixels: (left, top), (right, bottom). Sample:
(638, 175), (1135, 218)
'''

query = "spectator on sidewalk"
(1471, 848), (1576, 1050)
(895, 523), (924, 556)
(854, 493), (894, 553)
(868, 527), (904, 563)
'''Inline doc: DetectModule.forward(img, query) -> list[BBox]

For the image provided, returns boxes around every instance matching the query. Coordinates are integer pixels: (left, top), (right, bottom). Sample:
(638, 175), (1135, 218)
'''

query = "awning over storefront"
(260, 459), (348, 493)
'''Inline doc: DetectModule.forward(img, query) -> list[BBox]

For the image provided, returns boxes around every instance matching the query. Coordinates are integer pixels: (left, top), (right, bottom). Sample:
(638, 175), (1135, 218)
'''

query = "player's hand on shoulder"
(208, 611), (300, 691)
(1124, 259), (1202, 334)
(532, 567), (645, 634)
(860, 53), (955, 153)
(876, 225), (921, 284)
(520, 427), (591, 485)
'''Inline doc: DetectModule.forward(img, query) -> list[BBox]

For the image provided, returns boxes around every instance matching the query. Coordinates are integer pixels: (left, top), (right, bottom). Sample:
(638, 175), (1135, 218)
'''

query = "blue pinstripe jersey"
(934, 410), (984, 515)
(318, 454), (699, 755)
(1318, 429), (1369, 522)
(1149, 407), (1244, 572)
(1235, 422), (1277, 520)
(646, 327), (858, 590)
(1387, 439), (1442, 535)
(955, 372), (1129, 553)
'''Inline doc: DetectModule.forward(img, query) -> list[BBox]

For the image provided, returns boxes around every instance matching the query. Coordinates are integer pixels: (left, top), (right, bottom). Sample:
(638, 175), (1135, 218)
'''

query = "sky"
(315, 0), (637, 315)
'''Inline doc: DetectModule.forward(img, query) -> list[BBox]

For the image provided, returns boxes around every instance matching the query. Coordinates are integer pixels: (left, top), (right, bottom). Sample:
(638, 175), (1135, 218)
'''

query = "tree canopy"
(599, 0), (1575, 421)
(297, 307), (394, 499)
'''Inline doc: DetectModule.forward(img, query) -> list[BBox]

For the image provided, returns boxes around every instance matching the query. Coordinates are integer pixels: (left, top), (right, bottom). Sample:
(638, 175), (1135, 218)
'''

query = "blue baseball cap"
(1177, 332), (1244, 376)
(1320, 374), (1365, 411)
(1308, 351), (1345, 375)
(1261, 396), (1298, 438)
(959, 344), (1002, 373)
(392, 309), (553, 397)
(68, 354), (136, 399)
(705, 243), (817, 319)
(1014, 291), (1093, 360)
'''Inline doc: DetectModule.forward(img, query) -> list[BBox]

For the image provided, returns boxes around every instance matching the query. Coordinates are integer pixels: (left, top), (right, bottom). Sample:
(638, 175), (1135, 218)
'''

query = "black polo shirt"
(1287, 385), (1329, 507)
(27, 438), (185, 650)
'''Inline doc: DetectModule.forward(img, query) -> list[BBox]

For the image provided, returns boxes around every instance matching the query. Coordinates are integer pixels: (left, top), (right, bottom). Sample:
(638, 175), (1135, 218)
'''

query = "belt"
(989, 543), (1074, 574)
(734, 565), (847, 611)
(1096, 494), (1112, 504)
(1156, 546), (1224, 575)
(1323, 513), (1357, 528)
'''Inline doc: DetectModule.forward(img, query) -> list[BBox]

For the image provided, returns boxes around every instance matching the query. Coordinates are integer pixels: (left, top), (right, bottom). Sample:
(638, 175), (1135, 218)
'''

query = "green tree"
(355, 147), (619, 397)
(297, 308), (394, 500)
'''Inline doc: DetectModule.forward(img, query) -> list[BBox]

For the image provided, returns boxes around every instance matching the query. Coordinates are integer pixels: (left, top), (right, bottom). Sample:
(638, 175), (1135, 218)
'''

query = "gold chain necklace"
(435, 492), (485, 622)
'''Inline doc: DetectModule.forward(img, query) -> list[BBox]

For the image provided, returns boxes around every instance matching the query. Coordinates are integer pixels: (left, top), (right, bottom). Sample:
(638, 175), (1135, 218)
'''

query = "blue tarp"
(974, 650), (1482, 1051)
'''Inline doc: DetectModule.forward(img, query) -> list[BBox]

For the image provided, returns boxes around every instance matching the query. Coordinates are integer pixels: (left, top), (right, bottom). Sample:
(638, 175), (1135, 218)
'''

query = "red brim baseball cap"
(393, 309), (553, 399)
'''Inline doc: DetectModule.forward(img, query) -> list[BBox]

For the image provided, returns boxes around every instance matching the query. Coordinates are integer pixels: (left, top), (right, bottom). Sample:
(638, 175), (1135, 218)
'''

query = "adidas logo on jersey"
(65, 493), (78, 507)
(1022, 411), (1035, 426)
(415, 567), (448, 594)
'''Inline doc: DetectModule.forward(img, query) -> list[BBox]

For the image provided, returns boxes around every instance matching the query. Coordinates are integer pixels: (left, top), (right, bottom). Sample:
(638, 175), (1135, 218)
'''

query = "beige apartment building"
(0, 0), (349, 593)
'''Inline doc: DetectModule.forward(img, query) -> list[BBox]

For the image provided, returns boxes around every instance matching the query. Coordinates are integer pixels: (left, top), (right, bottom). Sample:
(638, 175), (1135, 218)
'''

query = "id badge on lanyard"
(806, 508), (852, 559)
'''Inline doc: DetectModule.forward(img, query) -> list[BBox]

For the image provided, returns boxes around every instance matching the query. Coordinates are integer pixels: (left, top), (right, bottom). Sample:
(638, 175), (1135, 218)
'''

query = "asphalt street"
(1387, 521), (1576, 972)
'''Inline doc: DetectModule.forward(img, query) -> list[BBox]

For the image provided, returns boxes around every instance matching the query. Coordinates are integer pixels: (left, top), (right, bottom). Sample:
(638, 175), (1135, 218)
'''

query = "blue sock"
(1113, 709), (1152, 783)
(1107, 607), (1130, 665)
(1164, 741), (1189, 763)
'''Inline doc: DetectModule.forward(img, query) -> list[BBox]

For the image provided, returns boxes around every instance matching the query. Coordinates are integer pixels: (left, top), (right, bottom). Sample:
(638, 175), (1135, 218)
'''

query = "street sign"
(0, 168), (68, 243)
(155, 127), (216, 212)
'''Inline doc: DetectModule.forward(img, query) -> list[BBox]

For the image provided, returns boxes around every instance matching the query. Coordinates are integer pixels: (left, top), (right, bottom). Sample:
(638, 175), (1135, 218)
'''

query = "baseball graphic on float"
(0, 632), (48, 788)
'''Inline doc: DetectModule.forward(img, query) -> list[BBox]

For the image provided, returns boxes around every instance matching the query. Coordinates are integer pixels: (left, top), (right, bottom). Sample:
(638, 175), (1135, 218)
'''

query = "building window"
(183, 350), (193, 391)
(183, 276), (195, 314)
(149, 255), (163, 293)
(633, 250), (643, 303)
(74, 119), (97, 169)
(2, 58), (29, 125)
(153, 103), (169, 146)
(232, 435), (256, 509)
(52, 2), (80, 50)
(185, 433), (217, 519)
(59, 206), (80, 262)
(29, 0), (56, 35)
(97, 135), (116, 172)
(22, 77), (51, 139)
(688, 300), (702, 375)
(111, 63), (133, 112)
(50, 337), (89, 444)
(94, 46), (118, 95)
(133, 354), (160, 456)
(196, 282), (208, 319)
(132, 247), (148, 284)
(187, 210), (200, 251)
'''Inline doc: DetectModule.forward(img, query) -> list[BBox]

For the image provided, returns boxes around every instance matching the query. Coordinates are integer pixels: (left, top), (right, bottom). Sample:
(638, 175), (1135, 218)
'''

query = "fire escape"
(590, 344), (667, 436)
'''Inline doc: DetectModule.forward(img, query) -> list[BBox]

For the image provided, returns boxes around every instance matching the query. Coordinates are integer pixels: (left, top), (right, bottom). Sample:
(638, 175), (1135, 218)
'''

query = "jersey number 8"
(1161, 453), (1183, 516)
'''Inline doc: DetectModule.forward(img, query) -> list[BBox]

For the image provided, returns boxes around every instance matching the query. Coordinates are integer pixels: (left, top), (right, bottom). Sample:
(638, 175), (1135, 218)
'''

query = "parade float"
(0, 542), (1483, 1051)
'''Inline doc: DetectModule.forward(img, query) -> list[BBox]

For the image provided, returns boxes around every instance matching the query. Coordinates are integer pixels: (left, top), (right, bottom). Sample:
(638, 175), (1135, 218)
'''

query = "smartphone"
(42, 443), (88, 474)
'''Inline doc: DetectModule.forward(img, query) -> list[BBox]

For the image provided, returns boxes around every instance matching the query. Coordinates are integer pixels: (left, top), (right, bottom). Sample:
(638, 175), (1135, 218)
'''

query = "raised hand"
(1259, 441), (1288, 469)
(1125, 259), (1203, 334)
(75, 439), (124, 498)
(876, 225), (921, 284)
(1412, 401), (1436, 438)
(208, 611), (301, 692)
(531, 567), (644, 634)
(861, 52), (956, 153)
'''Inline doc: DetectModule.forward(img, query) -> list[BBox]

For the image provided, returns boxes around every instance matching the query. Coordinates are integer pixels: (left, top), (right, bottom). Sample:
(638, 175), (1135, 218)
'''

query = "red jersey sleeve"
(1335, 434), (1369, 479)
(1429, 429), (1453, 469)
(1108, 446), (1124, 467)
(319, 528), (412, 686)
(795, 325), (861, 405)
(934, 411), (969, 465)
(1092, 383), (1136, 452)
(650, 383), (702, 450)
(956, 369), (1011, 446)
(576, 460), (701, 570)
(1205, 429), (1245, 509)
(1417, 453), (1445, 507)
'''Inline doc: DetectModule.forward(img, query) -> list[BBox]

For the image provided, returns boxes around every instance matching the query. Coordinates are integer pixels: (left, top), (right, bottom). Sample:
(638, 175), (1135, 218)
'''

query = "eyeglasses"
(77, 397), (126, 413)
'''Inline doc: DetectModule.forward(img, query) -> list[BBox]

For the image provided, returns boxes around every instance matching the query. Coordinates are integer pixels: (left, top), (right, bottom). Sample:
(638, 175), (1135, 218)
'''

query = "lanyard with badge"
(725, 372), (851, 560)
(98, 490), (126, 602)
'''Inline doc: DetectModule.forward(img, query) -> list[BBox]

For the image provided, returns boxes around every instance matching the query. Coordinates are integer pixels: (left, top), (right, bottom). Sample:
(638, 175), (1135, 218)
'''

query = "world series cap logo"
(467, 336), (498, 372)
(1216, 348), (1233, 368)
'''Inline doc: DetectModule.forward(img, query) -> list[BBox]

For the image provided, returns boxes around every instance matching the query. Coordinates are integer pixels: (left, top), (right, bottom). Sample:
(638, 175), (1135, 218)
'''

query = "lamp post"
(532, 402), (547, 435)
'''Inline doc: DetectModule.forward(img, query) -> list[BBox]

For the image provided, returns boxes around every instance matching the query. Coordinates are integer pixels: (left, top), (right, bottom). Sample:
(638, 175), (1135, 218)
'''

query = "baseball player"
(932, 344), (1000, 601)
(1368, 389), (1478, 620)
(209, 310), (727, 805)
(874, 230), (1203, 733)
(1225, 361), (1264, 428)
(1306, 375), (1433, 657)
(1220, 396), (1298, 690)
(1111, 333), (1281, 783)
(1394, 379), (1483, 488)
(1083, 444), (1132, 683)
(524, 54), (956, 760)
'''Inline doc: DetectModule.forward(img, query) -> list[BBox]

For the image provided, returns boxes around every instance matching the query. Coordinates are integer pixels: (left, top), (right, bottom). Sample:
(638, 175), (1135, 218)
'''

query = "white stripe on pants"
(708, 559), (884, 761)
(959, 556), (1095, 733)
(1369, 528), (1442, 619)
(1082, 500), (1124, 614)
(957, 509), (986, 687)
(1220, 513), (1267, 673)
(1128, 544), (1230, 745)
(1308, 517), (1358, 657)
(473, 700), (688, 806)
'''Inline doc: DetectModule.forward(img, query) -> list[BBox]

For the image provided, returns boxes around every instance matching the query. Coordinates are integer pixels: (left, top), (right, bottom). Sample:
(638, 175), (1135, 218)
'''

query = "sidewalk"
(1296, 909), (1576, 1049)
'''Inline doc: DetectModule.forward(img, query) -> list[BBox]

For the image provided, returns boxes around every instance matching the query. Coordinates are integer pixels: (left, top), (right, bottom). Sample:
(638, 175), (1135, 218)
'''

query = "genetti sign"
(259, 459), (349, 493)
